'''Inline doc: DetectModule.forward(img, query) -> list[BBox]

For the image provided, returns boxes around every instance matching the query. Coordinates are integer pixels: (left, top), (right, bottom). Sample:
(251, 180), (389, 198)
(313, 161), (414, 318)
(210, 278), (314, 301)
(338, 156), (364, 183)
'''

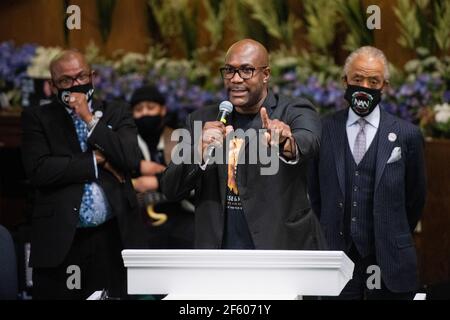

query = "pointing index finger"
(260, 107), (270, 129)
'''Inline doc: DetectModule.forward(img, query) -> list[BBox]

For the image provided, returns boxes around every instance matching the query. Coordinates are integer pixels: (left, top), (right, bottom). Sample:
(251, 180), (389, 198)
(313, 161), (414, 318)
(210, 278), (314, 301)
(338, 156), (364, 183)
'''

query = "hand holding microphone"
(200, 101), (234, 162)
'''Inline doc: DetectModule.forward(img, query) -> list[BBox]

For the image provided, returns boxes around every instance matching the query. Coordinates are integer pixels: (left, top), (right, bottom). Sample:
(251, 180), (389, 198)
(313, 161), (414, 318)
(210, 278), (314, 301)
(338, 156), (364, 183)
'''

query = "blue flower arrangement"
(0, 42), (37, 92)
(1, 41), (449, 137)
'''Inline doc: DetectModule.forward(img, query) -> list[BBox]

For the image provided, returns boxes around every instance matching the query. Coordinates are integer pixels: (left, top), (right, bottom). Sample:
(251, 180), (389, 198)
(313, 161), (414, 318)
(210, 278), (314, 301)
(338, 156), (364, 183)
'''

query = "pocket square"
(107, 125), (113, 129)
(387, 147), (402, 164)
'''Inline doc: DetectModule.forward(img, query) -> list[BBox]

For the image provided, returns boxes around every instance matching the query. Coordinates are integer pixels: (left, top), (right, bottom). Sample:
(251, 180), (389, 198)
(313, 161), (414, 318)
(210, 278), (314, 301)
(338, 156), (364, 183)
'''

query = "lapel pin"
(388, 132), (397, 142)
(94, 110), (103, 119)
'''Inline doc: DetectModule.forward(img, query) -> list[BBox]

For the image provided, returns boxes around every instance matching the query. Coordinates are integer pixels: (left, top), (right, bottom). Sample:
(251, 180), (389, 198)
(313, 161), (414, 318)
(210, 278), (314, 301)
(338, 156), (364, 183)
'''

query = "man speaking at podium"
(162, 39), (326, 251)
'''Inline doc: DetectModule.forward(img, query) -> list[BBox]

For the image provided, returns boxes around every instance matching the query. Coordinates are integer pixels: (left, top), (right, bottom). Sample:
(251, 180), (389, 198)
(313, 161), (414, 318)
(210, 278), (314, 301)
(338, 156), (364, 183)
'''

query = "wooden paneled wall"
(0, 0), (417, 66)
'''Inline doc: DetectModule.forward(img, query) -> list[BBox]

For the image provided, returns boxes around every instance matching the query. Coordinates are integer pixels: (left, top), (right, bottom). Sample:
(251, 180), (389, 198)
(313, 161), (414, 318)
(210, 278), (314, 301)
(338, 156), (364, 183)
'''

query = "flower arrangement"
(419, 103), (450, 139)
(0, 42), (37, 106)
(1, 41), (450, 138)
(27, 46), (62, 78)
(433, 103), (450, 137)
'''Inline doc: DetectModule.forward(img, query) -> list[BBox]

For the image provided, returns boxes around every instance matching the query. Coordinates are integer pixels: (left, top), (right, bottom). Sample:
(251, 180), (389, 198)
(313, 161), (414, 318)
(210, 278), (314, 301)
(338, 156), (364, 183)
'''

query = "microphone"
(216, 100), (233, 125)
(206, 101), (234, 159)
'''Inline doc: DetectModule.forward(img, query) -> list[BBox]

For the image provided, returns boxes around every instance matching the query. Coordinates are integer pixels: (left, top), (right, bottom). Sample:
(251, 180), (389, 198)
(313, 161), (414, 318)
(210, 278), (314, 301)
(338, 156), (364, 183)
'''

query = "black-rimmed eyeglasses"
(220, 66), (267, 80)
(55, 72), (92, 89)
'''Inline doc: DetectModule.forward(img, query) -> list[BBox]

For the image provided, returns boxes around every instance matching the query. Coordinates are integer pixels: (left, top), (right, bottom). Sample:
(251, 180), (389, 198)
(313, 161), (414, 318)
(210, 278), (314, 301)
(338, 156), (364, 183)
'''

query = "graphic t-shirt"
(222, 112), (257, 249)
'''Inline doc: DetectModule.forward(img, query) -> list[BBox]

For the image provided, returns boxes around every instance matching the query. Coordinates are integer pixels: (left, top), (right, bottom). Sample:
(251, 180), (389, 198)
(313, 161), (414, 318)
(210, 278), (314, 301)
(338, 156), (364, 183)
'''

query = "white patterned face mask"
(56, 82), (94, 107)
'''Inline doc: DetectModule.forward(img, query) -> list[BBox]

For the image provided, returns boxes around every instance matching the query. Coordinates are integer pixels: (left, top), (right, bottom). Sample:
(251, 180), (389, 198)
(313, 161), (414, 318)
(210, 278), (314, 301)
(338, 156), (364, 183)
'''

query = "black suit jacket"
(21, 99), (147, 268)
(308, 108), (426, 292)
(161, 91), (327, 250)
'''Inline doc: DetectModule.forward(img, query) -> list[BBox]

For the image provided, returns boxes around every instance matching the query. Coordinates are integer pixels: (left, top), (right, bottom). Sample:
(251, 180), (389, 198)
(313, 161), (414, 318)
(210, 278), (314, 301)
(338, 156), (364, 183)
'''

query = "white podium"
(122, 250), (354, 300)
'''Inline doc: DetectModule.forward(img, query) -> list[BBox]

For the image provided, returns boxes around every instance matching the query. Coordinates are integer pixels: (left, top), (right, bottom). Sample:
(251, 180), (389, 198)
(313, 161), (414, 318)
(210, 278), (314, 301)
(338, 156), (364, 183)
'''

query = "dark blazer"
(308, 108), (426, 292)
(21, 99), (147, 268)
(161, 91), (327, 250)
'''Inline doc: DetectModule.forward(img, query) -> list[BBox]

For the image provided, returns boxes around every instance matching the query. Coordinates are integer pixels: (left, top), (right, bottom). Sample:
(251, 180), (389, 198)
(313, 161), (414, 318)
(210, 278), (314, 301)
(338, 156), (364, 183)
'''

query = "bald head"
(50, 49), (91, 79)
(225, 39), (269, 67)
(49, 49), (94, 94)
(223, 39), (271, 114)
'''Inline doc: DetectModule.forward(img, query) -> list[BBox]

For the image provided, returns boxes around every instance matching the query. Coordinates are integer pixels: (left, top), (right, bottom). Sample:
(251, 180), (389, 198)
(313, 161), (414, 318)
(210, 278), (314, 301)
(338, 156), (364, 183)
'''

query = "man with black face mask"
(21, 50), (147, 299)
(130, 85), (194, 249)
(308, 46), (426, 299)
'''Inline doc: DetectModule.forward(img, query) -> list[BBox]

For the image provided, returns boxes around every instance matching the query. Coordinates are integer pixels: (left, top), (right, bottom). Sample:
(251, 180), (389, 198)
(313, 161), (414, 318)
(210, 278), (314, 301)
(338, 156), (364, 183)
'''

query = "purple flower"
(381, 102), (397, 115)
(444, 91), (450, 103)
(282, 71), (297, 82)
(0, 41), (37, 89)
(398, 84), (414, 97)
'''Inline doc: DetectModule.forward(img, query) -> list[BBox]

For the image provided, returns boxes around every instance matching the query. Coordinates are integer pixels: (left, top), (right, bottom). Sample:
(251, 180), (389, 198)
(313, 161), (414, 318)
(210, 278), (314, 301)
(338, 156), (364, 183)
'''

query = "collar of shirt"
(346, 105), (380, 129)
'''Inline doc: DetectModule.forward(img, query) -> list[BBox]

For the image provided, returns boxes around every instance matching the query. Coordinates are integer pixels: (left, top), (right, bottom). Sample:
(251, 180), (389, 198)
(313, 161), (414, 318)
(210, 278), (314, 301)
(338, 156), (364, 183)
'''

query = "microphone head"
(219, 100), (233, 114)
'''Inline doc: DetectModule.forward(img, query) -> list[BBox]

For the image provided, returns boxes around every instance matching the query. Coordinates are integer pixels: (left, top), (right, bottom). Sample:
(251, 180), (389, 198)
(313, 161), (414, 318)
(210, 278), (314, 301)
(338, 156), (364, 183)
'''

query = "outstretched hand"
(260, 107), (297, 159)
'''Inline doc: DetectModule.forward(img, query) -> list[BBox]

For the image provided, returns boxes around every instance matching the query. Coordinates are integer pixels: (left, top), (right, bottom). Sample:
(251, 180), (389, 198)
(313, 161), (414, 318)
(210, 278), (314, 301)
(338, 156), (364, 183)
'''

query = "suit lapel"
(49, 103), (82, 152)
(332, 110), (348, 196)
(375, 110), (397, 190)
(242, 90), (277, 151)
(217, 162), (227, 207)
(91, 99), (104, 115)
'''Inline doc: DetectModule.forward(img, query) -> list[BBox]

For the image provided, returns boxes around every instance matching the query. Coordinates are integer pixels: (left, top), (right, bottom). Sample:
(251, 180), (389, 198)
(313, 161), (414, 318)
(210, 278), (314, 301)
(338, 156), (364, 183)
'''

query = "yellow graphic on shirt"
(227, 137), (244, 195)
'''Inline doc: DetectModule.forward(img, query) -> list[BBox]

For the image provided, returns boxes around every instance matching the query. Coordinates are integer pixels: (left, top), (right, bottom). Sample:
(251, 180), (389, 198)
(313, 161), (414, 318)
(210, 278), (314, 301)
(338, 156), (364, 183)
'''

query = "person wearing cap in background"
(130, 85), (194, 249)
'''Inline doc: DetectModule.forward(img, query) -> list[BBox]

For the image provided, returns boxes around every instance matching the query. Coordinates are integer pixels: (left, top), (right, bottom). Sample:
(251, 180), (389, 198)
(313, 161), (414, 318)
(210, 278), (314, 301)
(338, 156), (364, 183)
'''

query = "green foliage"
(179, 5), (199, 60)
(394, 0), (422, 49)
(403, 47), (450, 81)
(303, 0), (340, 53)
(147, 0), (199, 60)
(385, 62), (404, 87)
(147, 0), (182, 39)
(228, 1), (267, 43)
(393, 0), (450, 54)
(240, 0), (301, 48)
(85, 41), (107, 65)
(96, 0), (117, 43)
(270, 48), (342, 85)
(202, 0), (227, 48)
(269, 47), (301, 77)
(415, 0), (430, 10)
(433, 0), (450, 52)
(336, 0), (374, 51)
(296, 51), (342, 84)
